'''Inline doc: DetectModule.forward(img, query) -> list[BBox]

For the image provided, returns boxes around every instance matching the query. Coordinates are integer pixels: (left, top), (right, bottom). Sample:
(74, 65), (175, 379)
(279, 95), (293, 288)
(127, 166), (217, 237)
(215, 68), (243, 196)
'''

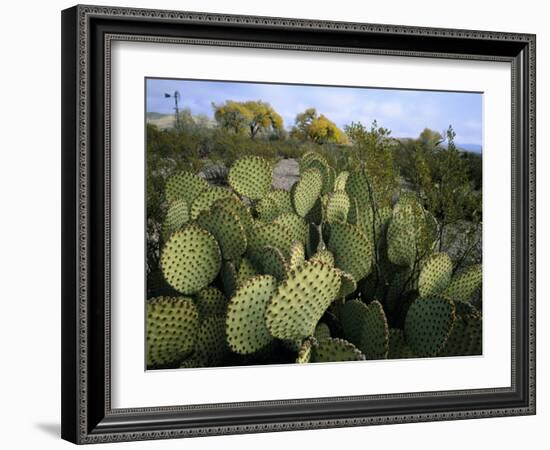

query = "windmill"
(164, 90), (181, 129)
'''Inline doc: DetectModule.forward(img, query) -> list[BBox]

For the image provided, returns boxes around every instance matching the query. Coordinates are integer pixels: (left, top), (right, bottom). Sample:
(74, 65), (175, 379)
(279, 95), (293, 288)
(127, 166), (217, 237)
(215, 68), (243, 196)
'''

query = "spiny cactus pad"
(418, 253), (453, 298)
(190, 187), (236, 220)
(327, 221), (374, 281)
(387, 204), (417, 268)
(255, 197), (280, 222)
(162, 199), (190, 240)
(334, 269), (357, 298)
(165, 171), (209, 205)
(443, 264), (482, 303)
(146, 297), (199, 366)
(161, 225), (221, 295)
(289, 242), (305, 271)
(404, 297), (455, 357)
(388, 328), (415, 359)
(296, 338), (314, 363)
(310, 249), (335, 267)
(314, 322), (331, 341)
(311, 338), (366, 363)
(228, 156), (272, 200)
(194, 287), (226, 320)
(260, 246), (288, 282)
(292, 168), (323, 217)
(334, 170), (349, 191)
(226, 275), (277, 354)
(248, 221), (295, 258)
(197, 205), (247, 261)
(265, 189), (293, 215)
(237, 258), (258, 286)
(274, 213), (308, 245)
(195, 316), (229, 367)
(265, 261), (341, 341)
(342, 299), (389, 359)
(214, 196), (254, 238)
(345, 170), (372, 210)
(325, 191), (350, 223)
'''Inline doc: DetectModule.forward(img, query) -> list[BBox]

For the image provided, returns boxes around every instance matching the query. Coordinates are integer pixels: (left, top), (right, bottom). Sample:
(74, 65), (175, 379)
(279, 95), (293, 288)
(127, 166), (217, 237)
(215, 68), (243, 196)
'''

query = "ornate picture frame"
(61, 4), (536, 444)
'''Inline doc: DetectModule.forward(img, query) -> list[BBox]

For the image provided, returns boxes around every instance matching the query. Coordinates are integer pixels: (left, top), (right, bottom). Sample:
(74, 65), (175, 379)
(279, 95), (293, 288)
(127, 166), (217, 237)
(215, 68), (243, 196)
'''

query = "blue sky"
(146, 78), (483, 146)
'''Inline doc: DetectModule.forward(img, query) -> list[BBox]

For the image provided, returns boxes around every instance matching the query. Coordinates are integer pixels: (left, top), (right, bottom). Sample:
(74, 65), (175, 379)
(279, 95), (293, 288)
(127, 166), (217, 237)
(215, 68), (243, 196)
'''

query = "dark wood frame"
(61, 4), (536, 444)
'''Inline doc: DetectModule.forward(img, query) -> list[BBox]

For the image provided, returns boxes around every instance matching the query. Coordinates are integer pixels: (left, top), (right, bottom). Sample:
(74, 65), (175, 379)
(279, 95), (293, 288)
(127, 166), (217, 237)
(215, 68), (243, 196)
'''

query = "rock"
(272, 159), (300, 191)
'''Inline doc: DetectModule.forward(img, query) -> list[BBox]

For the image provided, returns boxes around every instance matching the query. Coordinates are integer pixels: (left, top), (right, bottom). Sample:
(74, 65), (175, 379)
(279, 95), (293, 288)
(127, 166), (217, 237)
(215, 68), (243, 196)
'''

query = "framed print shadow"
(61, 4), (536, 444)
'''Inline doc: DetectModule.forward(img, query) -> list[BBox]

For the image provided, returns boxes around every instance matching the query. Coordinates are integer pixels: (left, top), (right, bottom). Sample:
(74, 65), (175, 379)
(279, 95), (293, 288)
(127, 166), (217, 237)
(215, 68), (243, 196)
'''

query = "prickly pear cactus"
(228, 156), (273, 200)
(311, 337), (366, 362)
(443, 264), (482, 303)
(149, 152), (482, 370)
(404, 297), (455, 357)
(226, 275), (277, 354)
(292, 168), (323, 217)
(162, 199), (190, 240)
(190, 187), (236, 220)
(160, 225), (221, 295)
(326, 221), (374, 281)
(265, 261), (341, 341)
(146, 296), (199, 367)
(165, 171), (209, 205)
(197, 205), (247, 262)
(418, 253), (453, 298)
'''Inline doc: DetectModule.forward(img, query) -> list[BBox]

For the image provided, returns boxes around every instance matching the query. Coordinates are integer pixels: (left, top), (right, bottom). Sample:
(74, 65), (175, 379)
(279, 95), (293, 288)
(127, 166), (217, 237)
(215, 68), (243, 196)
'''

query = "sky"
(146, 78), (483, 147)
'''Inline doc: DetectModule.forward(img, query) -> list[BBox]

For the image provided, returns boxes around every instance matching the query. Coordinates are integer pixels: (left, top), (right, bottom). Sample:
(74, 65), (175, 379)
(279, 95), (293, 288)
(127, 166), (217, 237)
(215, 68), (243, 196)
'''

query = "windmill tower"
(164, 90), (182, 129)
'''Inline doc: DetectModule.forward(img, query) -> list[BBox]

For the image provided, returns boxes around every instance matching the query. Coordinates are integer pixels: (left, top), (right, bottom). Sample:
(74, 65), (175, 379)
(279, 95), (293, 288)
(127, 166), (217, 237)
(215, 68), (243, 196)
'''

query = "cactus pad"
(292, 168), (323, 217)
(388, 328), (415, 359)
(214, 196), (254, 238)
(194, 287), (226, 320)
(248, 221), (295, 258)
(387, 204), (417, 268)
(191, 187), (236, 219)
(296, 338), (314, 363)
(226, 275), (277, 354)
(265, 189), (293, 215)
(228, 156), (272, 200)
(162, 199), (190, 240)
(255, 196), (280, 222)
(345, 170), (372, 210)
(404, 297), (455, 357)
(289, 241), (305, 271)
(418, 253), (453, 298)
(341, 299), (388, 359)
(334, 171), (349, 191)
(314, 322), (331, 341)
(265, 261), (341, 341)
(161, 225), (221, 295)
(334, 269), (357, 298)
(325, 191), (350, 224)
(443, 264), (482, 303)
(311, 338), (366, 363)
(237, 258), (258, 286)
(310, 249), (335, 267)
(195, 316), (229, 367)
(327, 221), (374, 281)
(146, 297), (199, 366)
(274, 213), (309, 245)
(197, 205), (247, 261)
(260, 246), (288, 282)
(165, 171), (209, 204)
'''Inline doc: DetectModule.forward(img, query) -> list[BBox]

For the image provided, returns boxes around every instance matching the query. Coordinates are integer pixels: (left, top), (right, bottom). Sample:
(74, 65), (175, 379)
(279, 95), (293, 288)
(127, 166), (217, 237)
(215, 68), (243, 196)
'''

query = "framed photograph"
(61, 4), (536, 444)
